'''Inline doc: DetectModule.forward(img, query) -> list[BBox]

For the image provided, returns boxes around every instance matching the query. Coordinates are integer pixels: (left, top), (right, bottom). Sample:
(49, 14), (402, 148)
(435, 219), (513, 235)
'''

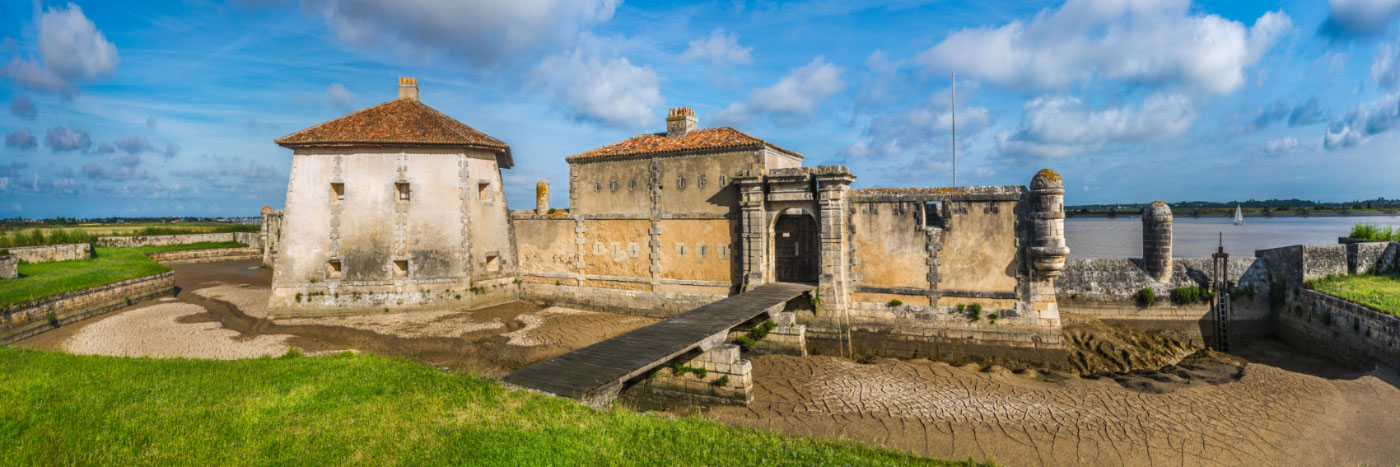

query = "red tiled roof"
(564, 127), (803, 163)
(275, 98), (513, 168)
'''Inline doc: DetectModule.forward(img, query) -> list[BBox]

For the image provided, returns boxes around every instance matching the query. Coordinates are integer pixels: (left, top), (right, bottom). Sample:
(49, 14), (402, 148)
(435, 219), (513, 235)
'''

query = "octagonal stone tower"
(1028, 169), (1070, 277)
(1142, 200), (1173, 282)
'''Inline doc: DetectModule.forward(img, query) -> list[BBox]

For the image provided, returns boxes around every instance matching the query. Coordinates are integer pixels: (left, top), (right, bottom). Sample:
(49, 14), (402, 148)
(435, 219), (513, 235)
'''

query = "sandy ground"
(702, 341), (1400, 466)
(15, 260), (657, 376)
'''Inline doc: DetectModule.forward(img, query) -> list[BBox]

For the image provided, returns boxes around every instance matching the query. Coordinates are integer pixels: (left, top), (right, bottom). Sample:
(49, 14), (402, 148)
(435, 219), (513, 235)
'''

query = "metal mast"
(951, 72), (957, 187)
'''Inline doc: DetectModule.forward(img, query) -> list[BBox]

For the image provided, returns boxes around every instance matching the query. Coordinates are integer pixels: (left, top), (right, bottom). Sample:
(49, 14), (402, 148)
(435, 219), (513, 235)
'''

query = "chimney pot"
(398, 77), (419, 101)
(666, 107), (698, 137)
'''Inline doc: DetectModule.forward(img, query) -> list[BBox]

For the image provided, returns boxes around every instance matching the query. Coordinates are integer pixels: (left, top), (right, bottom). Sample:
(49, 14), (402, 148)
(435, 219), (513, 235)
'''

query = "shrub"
(1070, 293), (1079, 300)
(887, 299), (903, 307)
(967, 303), (982, 321)
(956, 304), (965, 313)
(713, 375), (730, 387)
(1171, 286), (1215, 304)
(1268, 280), (1287, 312)
(1136, 287), (1156, 307)
(987, 312), (999, 324)
(693, 367), (708, 379)
(736, 336), (756, 351)
(295, 293), (303, 303)
(46, 312), (58, 327)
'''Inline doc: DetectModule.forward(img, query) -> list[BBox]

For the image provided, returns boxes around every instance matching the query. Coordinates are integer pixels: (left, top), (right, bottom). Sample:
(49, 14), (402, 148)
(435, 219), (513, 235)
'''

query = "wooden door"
(774, 214), (818, 283)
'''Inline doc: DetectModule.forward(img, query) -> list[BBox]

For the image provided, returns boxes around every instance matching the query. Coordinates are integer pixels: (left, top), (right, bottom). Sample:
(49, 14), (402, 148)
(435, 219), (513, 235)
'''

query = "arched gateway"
(773, 213), (818, 283)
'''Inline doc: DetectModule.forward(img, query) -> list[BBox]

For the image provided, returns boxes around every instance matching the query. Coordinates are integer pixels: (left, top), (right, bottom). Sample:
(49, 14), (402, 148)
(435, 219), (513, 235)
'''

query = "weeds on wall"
(1350, 222), (1400, 242)
(1231, 284), (1256, 300)
(1170, 286), (1215, 305)
(735, 320), (778, 351)
(1268, 280), (1287, 312)
(1136, 287), (1156, 307)
(887, 299), (902, 307)
(967, 303), (982, 321)
(713, 375), (730, 387)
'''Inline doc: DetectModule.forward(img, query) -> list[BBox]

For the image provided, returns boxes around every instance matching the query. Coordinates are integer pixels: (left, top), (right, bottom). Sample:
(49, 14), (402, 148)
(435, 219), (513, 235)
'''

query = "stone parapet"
(1, 272), (174, 344)
(0, 254), (15, 279)
(97, 233), (240, 248)
(1278, 289), (1400, 370)
(148, 247), (261, 265)
(7, 243), (91, 263)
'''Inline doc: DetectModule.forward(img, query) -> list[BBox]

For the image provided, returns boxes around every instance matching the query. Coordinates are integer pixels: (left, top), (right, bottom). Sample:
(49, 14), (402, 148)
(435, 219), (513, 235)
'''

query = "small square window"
(628, 242), (641, 258)
(392, 260), (408, 277)
(676, 243), (687, 258)
(330, 183), (345, 202)
(327, 260), (341, 279)
(395, 182), (410, 201)
(486, 253), (501, 272)
(698, 243), (708, 259)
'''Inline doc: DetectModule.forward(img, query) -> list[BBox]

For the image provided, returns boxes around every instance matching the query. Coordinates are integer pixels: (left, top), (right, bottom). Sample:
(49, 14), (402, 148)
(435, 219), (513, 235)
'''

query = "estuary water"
(1065, 215), (1400, 258)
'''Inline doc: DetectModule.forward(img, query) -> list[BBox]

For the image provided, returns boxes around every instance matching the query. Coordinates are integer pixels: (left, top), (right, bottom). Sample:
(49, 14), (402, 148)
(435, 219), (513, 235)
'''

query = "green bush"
(1350, 222), (1400, 242)
(967, 303), (982, 321)
(1170, 286), (1215, 304)
(1136, 287), (1156, 307)
(956, 304), (965, 313)
(735, 336), (756, 352)
(713, 375), (730, 387)
(987, 312), (999, 324)
(887, 299), (903, 307)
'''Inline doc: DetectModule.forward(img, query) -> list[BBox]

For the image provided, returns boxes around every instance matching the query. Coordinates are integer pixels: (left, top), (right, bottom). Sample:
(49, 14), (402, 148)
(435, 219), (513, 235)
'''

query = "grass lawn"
(0, 242), (245, 307)
(0, 347), (961, 466)
(1310, 273), (1400, 317)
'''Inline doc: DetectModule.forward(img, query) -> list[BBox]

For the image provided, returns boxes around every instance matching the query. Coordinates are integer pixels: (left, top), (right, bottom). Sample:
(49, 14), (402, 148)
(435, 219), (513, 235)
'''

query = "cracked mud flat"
(704, 345), (1400, 466)
(16, 260), (656, 376)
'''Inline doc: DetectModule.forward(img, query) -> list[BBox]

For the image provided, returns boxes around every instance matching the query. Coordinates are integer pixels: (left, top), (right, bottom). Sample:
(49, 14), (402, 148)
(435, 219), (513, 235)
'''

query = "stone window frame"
(391, 259), (409, 277)
(395, 182), (411, 202)
(697, 174), (708, 189)
(628, 178), (637, 192)
(330, 183), (345, 203)
(594, 180), (602, 193)
(326, 259), (342, 279)
(677, 175), (687, 190)
(609, 179), (619, 193)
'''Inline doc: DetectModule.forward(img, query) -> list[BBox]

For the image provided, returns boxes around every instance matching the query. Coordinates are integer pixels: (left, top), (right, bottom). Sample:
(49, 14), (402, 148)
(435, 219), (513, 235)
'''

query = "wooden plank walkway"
(502, 282), (814, 401)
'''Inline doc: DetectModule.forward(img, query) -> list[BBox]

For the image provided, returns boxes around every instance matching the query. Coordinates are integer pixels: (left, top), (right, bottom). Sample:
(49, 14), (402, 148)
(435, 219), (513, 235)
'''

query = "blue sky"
(1, 0), (1399, 217)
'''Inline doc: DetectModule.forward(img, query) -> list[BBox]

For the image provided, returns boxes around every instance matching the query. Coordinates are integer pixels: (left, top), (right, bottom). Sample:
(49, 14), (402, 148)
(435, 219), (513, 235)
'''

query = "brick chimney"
(666, 107), (698, 137)
(398, 77), (419, 101)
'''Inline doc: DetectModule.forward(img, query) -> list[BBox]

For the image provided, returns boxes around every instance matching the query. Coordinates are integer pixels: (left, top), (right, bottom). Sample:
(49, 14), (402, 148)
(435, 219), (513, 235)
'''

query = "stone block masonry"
(0, 272), (175, 344)
(1277, 289), (1400, 370)
(7, 243), (91, 263)
(97, 233), (243, 248)
(0, 254), (15, 279)
(147, 247), (261, 265)
(630, 343), (754, 407)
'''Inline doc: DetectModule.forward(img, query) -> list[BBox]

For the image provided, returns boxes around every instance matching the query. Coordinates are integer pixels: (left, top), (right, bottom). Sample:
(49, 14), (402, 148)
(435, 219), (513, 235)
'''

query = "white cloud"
(533, 45), (663, 128)
(0, 3), (119, 96)
(713, 57), (845, 126)
(9, 94), (36, 120)
(974, 167), (997, 178)
(1323, 0), (1400, 37)
(1260, 137), (1300, 157)
(327, 82), (354, 112)
(678, 28), (753, 66)
(304, 0), (619, 68)
(998, 93), (1195, 158)
(44, 125), (91, 152)
(914, 0), (1290, 95)
(843, 87), (991, 159)
(1325, 93), (1400, 149)
(5, 128), (37, 150)
(1374, 38), (1400, 91)
(113, 136), (155, 154)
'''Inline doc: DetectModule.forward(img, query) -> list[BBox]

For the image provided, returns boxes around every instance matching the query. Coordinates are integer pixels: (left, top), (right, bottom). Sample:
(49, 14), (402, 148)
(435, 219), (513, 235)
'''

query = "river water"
(1065, 216), (1400, 258)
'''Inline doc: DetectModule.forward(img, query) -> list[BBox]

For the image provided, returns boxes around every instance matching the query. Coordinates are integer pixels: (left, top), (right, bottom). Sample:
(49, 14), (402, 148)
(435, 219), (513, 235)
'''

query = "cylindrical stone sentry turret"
(536, 179), (549, 215)
(1142, 200), (1173, 282)
(1028, 169), (1070, 277)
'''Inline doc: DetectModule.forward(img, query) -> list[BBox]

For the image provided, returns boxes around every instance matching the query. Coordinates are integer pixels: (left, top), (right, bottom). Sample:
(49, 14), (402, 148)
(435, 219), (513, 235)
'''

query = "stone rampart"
(148, 247), (261, 265)
(0, 254), (15, 279)
(1, 272), (175, 344)
(1255, 244), (1349, 288)
(97, 233), (240, 247)
(1277, 289), (1400, 370)
(7, 243), (91, 263)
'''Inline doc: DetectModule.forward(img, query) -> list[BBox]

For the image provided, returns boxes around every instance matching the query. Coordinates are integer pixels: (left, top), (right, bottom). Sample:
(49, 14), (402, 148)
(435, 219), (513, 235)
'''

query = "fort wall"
(0, 272), (174, 344)
(6, 243), (91, 263)
(1278, 289), (1400, 369)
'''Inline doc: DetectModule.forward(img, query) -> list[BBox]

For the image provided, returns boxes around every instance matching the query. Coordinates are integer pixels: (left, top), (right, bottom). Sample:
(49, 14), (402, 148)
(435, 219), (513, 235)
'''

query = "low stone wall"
(519, 282), (727, 318)
(1255, 244), (1349, 288)
(269, 277), (519, 318)
(1, 272), (175, 344)
(96, 232), (238, 247)
(234, 232), (261, 250)
(148, 247), (260, 265)
(7, 243), (91, 263)
(1277, 289), (1400, 369)
(1374, 242), (1400, 274)
(628, 342), (754, 407)
(0, 254), (15, 279)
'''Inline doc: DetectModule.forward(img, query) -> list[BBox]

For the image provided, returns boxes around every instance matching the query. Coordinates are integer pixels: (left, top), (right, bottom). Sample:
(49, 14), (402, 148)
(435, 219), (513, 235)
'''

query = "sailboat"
(1233, 205), (1245, 225)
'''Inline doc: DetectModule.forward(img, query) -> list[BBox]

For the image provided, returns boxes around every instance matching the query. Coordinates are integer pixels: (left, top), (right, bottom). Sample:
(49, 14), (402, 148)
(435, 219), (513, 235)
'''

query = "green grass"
(1311, 273), (1400, 317)
(0, 347), (961, 465)
(1349, 222), (1400, 242)
(0, 242), (244, 307)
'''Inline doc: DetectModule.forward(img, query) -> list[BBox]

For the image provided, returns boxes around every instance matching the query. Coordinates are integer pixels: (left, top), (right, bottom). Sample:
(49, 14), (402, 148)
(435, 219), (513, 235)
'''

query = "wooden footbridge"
(502, 282), (814, 402)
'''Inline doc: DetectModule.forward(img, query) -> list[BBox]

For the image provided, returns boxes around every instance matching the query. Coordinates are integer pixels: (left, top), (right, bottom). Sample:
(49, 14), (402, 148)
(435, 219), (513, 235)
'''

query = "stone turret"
(536, 179), (549, 215)
(1028, 169), (1069, 277)
(1142, 201), (1173, 282)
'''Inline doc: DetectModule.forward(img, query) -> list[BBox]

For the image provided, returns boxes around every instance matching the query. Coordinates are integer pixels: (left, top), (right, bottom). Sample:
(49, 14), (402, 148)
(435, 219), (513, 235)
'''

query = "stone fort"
(266, 78), (1072, 370)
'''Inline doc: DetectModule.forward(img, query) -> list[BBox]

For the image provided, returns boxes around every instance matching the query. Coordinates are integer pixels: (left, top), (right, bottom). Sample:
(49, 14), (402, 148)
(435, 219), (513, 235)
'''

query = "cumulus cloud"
(713, 57), (845, 126)
(1321, 0), (1400, 37)
(0, 3), (119, 96)
(1374, 38), (1400, 91)
(1260, 137), (1300, 157)
(327, 82), (354, 112)
(998, 93), (1195, 159)
(914, 0), (1290, 95)
(678, 29), (753, 66)
(533, 45), (663, 128)
(1324, 93), (1400, 149)
(82, 160), (152, 181)
(304, 0), (618, 68)
(113, 136), (155, 154)
(170, 155), (283, 191)
(843, 87), (991, 159)
(5, 128), (37, 150)
(44, 125), (90, 152)
(9, 94), (36, 120)
(1243, 98), (1328, 132)
(96, 141), (115, 153)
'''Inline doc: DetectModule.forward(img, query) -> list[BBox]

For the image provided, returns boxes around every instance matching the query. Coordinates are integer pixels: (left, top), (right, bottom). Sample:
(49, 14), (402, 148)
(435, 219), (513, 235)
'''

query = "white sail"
(1234, 205), (1244, 225)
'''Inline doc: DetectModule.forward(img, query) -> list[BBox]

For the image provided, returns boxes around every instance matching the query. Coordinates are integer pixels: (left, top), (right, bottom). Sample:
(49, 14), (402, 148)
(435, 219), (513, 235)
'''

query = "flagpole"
(951, 72), (957, 187)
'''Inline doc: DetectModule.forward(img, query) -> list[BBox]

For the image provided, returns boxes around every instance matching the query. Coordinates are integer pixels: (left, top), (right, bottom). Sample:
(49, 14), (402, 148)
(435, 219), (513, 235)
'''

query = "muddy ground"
(15, 260), (655, 376)
(16, 260), (1400, 465)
